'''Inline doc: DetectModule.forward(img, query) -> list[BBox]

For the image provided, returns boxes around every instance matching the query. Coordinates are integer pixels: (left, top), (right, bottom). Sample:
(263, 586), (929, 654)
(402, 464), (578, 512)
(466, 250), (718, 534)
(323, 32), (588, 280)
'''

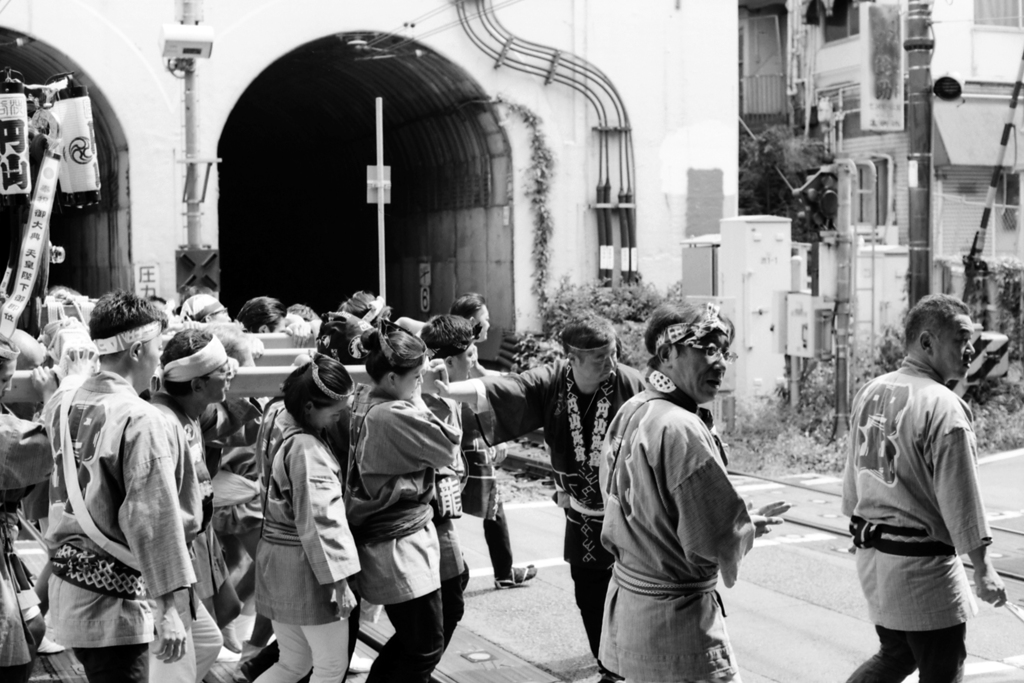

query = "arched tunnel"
(0, 28), (130, 299)
(218, 32), (514, 328)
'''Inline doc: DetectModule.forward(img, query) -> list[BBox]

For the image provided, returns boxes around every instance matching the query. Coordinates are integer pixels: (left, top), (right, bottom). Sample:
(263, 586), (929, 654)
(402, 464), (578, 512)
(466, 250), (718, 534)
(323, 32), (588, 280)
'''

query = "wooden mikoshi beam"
(254, 348), (316, 367)
(254, 333), (311, 350)
(0, 365), (371, 403)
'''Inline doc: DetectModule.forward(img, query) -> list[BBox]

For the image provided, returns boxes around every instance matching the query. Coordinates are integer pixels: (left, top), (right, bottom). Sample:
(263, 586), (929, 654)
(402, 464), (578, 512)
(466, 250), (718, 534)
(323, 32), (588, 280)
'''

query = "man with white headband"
(433, 314), (645, 683)
(44, 291), (195, 683)
(151, 329), (243, 683)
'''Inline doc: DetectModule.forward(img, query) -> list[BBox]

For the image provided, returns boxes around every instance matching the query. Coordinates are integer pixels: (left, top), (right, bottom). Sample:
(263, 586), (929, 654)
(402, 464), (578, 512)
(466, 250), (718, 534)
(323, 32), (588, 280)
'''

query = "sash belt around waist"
(261, 519), (303, 547)
(51, 543), (147, 601)
(613, 563), (718, 598)
(850, 516), (955, 557)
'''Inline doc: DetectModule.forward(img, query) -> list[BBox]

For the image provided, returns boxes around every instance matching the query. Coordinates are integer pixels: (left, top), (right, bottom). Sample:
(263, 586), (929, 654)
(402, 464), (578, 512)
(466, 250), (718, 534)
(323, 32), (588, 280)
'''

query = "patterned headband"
(310, 356), (349, 402)
(655, 303), (730, 350)
(94, 321), (162, 356)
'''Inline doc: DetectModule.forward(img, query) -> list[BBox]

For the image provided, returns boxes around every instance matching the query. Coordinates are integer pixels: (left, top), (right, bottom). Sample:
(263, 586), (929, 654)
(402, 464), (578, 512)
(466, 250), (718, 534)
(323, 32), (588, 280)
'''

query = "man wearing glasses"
(599, 302), (787, 683)
(433, 314), (645, 683)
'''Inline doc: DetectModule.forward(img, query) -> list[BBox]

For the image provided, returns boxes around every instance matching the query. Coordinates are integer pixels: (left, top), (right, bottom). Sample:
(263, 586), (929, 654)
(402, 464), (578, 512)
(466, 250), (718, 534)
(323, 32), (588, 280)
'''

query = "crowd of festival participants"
(0, 280), (1010, 683)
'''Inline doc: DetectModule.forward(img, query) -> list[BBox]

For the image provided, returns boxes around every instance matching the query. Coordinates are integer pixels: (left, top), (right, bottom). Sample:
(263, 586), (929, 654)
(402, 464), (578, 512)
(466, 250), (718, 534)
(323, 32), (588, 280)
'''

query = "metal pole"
(835, 161), (855, 439)
(376, 97), (386, 301)
(181, 0), (202, 248)
(905, 0), (934, 306)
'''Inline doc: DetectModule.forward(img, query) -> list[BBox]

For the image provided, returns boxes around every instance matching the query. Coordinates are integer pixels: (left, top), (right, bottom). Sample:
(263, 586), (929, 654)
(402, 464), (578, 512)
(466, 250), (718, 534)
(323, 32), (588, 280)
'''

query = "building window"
(975, 0), (1024, 28)
(824, 0), (861, 42)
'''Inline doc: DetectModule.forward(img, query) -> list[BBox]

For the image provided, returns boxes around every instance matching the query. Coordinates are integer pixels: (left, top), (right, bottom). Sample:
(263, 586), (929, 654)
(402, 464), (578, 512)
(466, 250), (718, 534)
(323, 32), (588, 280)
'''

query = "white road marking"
(978, 448), (1024, 465)
(503, 500), (557, 511)
(986, 509), (1024, 521)
(469, 557), (566, 579)
(798, 476), (842, 486)
(754, 532), (835, 548)
(902, 660), (1021, 681)
(733, 483), (785, 493)
(13, 542), (45, 556)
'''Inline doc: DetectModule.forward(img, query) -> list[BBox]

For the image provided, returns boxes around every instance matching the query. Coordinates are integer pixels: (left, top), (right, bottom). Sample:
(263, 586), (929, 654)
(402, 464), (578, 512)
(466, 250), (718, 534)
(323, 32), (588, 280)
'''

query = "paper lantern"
(53, 85), (101, 207)
(0, 81), (31, 204)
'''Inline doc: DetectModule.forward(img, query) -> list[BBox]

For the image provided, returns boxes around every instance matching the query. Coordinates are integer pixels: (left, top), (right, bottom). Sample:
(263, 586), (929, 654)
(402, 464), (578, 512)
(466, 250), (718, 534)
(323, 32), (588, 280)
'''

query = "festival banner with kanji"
(0, 149), (61, 337)
(860, 0), (904, 132)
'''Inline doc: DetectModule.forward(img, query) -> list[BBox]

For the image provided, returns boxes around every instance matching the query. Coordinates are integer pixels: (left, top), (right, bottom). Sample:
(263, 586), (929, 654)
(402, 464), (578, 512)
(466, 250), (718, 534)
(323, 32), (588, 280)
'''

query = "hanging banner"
(53, 85), (101, 206)
(0, 150), (61, 337)
(0, 81), (31, 200)
(860, 0), (904, 132)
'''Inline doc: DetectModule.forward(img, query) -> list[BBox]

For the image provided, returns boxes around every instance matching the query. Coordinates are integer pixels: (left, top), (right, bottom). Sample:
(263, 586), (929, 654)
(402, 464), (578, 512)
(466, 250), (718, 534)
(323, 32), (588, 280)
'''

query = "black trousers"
(570, 563), (620, 679)
(366, 589), (444, 683)
(483, 502), (514, 580)
(845, 623), (968, 683)
(441, 565), (470, 651)
(74, 644), (149, 683)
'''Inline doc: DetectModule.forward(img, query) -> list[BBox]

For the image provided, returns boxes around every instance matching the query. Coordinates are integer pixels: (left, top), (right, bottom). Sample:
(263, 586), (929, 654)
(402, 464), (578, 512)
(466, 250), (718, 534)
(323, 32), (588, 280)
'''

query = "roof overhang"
(933, 100), (1024, 167)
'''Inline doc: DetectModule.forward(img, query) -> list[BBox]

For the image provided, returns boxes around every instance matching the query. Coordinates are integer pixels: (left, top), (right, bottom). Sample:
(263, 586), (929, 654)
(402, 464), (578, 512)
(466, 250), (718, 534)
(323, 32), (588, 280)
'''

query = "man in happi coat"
(842, 294), (1006, 682)
(44, 291), (196, 683)
(0, 336), (57, 683)
(435, 315), (644, 682)
(599, 303), (786, 683)
(151, 328), (246, 683)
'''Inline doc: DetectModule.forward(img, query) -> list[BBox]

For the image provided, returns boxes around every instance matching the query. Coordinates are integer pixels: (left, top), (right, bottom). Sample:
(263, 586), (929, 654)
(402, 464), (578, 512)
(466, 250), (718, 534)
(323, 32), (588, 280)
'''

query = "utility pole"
(905, 0), (934, 306)
(834, 161), (854, 439)
(181, 0), (202, 248)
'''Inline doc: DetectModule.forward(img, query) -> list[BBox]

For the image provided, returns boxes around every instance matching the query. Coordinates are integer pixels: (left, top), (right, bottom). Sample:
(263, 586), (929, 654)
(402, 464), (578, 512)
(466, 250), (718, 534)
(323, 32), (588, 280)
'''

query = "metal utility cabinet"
(718, 216), (791, 399)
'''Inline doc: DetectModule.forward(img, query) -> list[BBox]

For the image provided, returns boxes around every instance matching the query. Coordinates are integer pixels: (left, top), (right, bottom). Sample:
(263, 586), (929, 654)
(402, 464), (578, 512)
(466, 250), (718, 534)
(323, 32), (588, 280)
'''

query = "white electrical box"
(718, 216), (791, 399)
(161, 24), (215, 59)
(786, 293), (816, 358)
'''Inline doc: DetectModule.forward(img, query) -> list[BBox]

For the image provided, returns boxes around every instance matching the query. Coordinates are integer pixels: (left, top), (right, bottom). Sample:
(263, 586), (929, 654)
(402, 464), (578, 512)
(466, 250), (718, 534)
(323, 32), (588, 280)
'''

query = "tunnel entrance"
(218, 32), (514, 327)
(0, 29), (131, 298)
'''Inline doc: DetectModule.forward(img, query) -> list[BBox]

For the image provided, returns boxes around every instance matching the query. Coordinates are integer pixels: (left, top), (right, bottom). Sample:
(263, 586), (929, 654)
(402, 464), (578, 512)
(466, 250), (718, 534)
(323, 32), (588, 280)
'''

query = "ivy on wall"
(495, 96), (555, 309)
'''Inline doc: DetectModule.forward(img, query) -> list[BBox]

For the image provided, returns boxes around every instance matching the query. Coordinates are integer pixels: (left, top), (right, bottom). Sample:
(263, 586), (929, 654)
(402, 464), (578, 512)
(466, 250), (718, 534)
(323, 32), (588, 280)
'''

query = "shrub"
(514, 277), (689, 371)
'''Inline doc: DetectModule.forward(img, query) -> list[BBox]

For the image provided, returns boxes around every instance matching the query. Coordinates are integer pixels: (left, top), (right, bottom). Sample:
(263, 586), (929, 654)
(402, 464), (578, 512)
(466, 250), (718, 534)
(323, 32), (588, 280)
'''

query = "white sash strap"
(60, 384), (140, 570)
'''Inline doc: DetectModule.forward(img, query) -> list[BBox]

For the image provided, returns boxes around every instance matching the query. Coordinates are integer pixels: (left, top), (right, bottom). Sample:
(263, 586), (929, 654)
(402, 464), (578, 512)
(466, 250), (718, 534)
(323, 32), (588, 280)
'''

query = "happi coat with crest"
(598, 369), (754, 680)
(473, 360), (644, 567)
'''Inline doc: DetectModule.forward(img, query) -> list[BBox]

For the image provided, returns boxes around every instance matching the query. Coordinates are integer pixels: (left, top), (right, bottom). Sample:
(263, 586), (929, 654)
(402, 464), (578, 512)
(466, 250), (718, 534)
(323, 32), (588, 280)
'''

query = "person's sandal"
(494, 564), (537, 589)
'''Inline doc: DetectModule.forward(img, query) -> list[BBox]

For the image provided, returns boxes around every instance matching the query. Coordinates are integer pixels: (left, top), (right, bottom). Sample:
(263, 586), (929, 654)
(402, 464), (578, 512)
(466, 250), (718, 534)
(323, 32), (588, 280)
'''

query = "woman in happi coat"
(599, 303), (788, 683)
(346, 320), (462, 683)
(254, 353), (359, 683)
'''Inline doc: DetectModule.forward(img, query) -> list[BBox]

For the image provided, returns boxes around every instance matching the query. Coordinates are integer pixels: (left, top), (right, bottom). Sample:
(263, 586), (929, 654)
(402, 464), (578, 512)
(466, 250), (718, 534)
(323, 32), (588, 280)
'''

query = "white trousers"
(254, 619), (351, 683)
(149, 599), (223, 683)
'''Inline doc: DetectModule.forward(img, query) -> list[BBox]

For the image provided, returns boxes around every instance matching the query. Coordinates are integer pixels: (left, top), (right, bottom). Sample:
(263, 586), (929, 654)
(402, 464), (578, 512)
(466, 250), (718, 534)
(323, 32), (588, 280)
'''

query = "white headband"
(163, 336), (233, 382)
(94, 321), (162, 356)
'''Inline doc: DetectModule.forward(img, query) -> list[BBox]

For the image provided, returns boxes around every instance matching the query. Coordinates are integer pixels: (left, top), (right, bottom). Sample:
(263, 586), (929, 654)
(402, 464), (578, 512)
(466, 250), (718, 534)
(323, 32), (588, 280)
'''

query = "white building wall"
(0, 1), (737, 329)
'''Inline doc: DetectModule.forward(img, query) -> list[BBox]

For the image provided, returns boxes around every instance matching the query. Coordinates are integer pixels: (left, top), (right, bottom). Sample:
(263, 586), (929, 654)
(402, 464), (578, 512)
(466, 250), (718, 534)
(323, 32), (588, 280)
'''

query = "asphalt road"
(452, 453), (1024, 683)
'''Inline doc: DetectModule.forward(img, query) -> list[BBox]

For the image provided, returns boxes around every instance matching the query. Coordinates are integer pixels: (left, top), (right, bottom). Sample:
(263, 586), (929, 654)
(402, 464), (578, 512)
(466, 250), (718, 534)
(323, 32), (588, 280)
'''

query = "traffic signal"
(794, 166), (839, 230)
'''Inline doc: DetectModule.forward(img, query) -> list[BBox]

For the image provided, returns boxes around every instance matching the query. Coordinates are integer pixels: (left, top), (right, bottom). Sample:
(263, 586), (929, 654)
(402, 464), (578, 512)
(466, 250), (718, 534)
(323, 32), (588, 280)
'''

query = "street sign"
(366, 165), (391, 204)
